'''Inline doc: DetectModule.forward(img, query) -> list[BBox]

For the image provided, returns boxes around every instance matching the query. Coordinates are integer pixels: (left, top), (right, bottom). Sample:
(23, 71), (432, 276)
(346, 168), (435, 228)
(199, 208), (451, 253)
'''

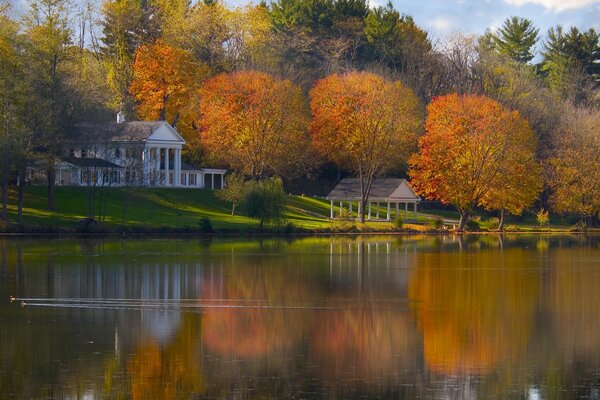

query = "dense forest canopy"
(0, 0), (599, 226)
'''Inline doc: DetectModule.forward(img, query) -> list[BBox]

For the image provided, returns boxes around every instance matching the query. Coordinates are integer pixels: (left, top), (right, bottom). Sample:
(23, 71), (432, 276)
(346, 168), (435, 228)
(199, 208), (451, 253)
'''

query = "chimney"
(117, 111), (126, 124)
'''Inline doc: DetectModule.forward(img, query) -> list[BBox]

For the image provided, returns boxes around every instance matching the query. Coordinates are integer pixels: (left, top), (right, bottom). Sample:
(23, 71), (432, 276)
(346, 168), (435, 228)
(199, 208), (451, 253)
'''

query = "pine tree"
(485, 16), (539, 63)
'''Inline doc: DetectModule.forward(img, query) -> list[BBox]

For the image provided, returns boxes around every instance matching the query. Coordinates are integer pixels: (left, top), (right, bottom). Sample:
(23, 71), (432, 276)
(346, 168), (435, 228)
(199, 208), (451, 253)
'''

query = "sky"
(10, 0), (600, 49)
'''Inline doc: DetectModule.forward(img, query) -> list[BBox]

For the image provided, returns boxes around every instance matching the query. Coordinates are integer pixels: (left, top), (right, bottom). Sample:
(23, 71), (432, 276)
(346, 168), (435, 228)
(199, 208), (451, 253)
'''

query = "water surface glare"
(1, 235), (599, 399)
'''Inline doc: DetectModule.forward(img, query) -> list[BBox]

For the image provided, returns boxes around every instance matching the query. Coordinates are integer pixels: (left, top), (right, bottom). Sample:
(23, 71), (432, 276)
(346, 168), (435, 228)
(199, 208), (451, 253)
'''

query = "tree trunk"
(1, 176), (7, 223)
(231, 203), (236, 216)
(47, 167), (55, 211)
(498, 209), (505, 231)
(360, 198), (367, 224)
(458, 210), (469, 231)
(17, 170), (24, 225)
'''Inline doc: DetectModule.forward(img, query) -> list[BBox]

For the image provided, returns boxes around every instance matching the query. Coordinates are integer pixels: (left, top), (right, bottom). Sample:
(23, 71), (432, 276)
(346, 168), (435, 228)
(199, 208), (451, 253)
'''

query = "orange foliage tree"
(130, 41), (209, 143)
(310, 72), (423, 223)
(199, 71), (310, 179)
(409, 94), (541, 230)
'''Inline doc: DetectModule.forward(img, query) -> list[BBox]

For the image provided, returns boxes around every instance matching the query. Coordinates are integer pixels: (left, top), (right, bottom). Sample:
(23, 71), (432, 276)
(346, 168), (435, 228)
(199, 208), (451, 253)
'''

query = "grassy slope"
(5, 186), (575, 232)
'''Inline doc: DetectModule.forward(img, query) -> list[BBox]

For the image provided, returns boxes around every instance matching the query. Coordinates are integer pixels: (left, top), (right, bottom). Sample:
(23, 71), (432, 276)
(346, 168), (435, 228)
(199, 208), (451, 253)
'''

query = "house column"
(154, 147), (160, 185)
(174, 148), (181, 187)
(143, 147), (150, 185)
(164, 148), (170, 186)
(211, 174), (215, 189)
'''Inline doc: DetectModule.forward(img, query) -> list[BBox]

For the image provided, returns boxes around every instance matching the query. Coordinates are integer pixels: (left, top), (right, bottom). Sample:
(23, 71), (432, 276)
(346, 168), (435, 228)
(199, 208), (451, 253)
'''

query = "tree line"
(0, 0), (598, 228)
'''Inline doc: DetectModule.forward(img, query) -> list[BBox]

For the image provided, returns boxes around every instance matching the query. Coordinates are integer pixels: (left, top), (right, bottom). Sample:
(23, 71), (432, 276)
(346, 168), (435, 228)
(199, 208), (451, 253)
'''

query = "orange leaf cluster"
(199, 71), (310, 178)
(409, 93), (541, 215)
(130, 41), (209, 141)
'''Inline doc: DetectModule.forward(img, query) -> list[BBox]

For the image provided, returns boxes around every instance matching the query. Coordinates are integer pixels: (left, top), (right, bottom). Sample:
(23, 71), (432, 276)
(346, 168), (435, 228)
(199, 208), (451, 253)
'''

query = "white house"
(31, 116), (226, 189)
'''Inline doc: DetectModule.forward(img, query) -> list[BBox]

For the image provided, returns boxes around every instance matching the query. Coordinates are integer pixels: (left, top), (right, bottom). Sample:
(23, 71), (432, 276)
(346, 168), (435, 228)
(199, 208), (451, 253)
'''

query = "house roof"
(61, 157), (123, 169)
(68, 121), (185, 144)
(181, 161), (201, 171)
(326, 178), (420, 202)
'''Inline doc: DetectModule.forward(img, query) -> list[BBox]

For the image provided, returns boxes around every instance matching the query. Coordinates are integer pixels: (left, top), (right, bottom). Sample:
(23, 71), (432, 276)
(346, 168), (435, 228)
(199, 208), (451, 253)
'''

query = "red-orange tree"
(409, 94), (541, 230)
(310, 72), (423, 223)
(130, 41), (209, 142)
(199, 71), (310, 179)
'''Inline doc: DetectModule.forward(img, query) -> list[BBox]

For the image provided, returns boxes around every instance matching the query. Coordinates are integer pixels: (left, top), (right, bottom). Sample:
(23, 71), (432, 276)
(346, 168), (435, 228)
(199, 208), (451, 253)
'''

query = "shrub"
(243, 177), (287, 227)
(536, 208), (550, 228)
(337, 207), (354, 222)
(465, 219), (481, 231)
(481, 217), (500, 231)
(429, 216), (444, 230)
(198, 217), (214, 233)
(394, 216), (404, 229)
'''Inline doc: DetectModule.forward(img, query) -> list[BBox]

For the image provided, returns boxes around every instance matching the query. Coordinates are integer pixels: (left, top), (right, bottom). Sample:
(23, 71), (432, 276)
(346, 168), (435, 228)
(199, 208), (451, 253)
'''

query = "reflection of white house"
(31, 116), (226, 189)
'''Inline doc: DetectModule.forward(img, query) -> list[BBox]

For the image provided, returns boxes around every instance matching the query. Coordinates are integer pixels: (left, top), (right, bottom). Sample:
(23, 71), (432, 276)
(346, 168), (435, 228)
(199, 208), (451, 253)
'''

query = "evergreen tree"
(484, 16), (539, 63)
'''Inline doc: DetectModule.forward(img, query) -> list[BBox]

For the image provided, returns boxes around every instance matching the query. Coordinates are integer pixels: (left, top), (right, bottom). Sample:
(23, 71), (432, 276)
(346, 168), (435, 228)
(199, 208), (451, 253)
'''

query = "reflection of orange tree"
(202, 265), (314, 358)
(409, 250), (539, 376)
(128, 314), (203, 399)
(310, 307), (418, 382)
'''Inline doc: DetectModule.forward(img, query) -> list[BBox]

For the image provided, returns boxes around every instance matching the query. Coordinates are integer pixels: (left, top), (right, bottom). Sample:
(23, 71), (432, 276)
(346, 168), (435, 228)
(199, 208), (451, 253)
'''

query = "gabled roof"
(61, 157), (123, 169)
(326, 178), (420, 202)
(68, 121), (185, 144)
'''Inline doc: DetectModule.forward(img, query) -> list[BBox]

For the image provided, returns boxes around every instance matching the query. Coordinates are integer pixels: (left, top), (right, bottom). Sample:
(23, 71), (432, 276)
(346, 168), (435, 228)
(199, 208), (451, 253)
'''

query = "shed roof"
(327, 178), (420, 202)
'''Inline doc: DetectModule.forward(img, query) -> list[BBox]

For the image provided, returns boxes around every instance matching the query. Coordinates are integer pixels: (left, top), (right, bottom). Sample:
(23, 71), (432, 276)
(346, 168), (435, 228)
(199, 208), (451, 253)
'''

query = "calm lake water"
(0, 235), (599, 399)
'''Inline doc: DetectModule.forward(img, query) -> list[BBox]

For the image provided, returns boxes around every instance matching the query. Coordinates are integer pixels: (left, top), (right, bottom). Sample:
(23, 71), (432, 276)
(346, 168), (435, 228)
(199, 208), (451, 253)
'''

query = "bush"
(536, 208), (550, 228)
(394, 216), (404, 229)
(481, 217), (500, 231)
(243, 177), (286, 227)
(429, 216), (444, 230)
(198, 217), (214, 233)
(465, 219), (481, 231)
(337, 207), (354, 222)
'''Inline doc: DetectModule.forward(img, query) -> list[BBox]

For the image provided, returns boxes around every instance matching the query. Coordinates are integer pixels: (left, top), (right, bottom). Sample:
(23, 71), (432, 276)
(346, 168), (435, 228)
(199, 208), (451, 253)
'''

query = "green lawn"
(3, 186), (581, 233)
(4, 186), (353, 231)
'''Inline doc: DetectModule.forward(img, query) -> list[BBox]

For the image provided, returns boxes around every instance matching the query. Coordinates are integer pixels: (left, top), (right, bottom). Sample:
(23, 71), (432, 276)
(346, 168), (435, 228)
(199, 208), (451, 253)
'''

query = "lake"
(0, 235), (599, 399)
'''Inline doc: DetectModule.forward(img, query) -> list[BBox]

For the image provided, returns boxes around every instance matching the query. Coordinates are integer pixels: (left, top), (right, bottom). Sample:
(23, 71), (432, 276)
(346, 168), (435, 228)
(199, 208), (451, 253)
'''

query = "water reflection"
(0, 235), (599, 399)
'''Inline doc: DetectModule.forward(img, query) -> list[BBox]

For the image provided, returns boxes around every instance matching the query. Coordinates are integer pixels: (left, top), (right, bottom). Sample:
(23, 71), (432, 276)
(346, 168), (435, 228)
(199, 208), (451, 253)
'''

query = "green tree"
(23, 0), (73, 210)
(101, 0), (162, 111)
(244, 177), (287, 228)
(217, 173), (252, 216)
(483, 16), (539, 63)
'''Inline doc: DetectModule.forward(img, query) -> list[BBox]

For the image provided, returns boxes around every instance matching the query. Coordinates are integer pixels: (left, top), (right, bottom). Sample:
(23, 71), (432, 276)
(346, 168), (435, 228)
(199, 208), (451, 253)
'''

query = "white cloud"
(427, 16), (456, 32)
(503, 0), (600, 11)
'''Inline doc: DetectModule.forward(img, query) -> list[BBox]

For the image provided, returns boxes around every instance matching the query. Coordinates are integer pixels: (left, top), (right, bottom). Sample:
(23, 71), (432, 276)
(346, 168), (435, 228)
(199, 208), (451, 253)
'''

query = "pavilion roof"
(326, 178), (420, 202)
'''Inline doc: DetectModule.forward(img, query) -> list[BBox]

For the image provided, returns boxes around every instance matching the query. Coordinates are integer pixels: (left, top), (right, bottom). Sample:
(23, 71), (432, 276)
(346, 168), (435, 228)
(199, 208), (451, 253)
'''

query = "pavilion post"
(387, 201), (391, 221)
(368, 202), (371, 220)
(396, 203), (399, 219)
(349, 202), (353, 214)
(357, 201), (361, 220)
(376, 203), (379, 219)
(330, 200), (334, 219)
(414, 202), (417, 221)
(405, 202), (408, 220)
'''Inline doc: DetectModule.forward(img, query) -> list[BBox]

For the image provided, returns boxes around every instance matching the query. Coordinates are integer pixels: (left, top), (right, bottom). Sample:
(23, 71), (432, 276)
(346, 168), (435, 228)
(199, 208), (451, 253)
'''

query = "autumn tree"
(199, 71), (310, 179)
(130, 41), (209, 140)
(310, 71), (423, 223)
(409, 94), (541, 231)
(482, 16), (539, 63)
(547, 105), (600, 226)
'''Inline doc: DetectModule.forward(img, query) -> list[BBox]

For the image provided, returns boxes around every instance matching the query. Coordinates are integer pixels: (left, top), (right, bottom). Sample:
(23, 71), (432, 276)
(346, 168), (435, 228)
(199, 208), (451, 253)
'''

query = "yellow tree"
(310, 72), (423, 223)
(130, 41), (209, 143)
(199, 71), (310, 179)
(547, 105), (600, 226)
(409, 94), (541, 231)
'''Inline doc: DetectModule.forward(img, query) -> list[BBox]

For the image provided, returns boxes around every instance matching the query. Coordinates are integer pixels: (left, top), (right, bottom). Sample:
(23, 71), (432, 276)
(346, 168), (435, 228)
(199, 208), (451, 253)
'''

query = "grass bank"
(0, 186), (589, 235)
